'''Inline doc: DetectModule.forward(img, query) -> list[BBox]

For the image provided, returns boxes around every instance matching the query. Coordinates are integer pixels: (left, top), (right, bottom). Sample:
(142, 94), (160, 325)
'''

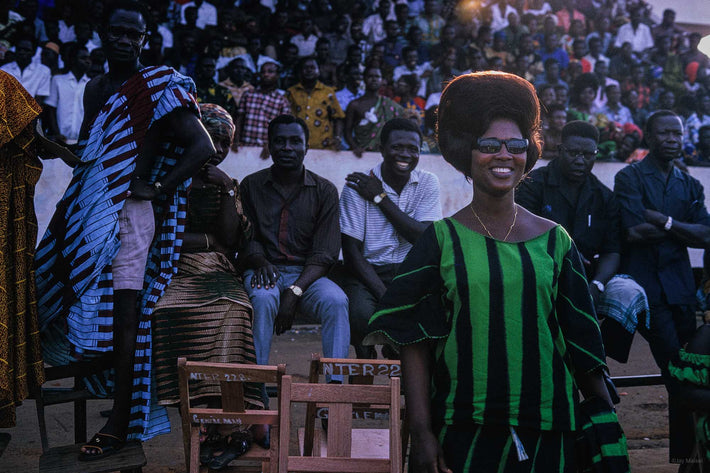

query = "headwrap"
(43, 42), (60, 55)
(0, 70), (42, 147)
(199, 103), (235, 145)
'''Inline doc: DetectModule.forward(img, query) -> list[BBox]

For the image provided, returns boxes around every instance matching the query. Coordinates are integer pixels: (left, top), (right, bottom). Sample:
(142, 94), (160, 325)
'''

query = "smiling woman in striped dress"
(366, 72), (627, 473)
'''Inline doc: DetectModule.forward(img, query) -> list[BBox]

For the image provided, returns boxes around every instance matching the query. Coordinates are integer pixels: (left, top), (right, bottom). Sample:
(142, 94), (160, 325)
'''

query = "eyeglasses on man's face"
(106, 26), (146, 42)
(559, 145), (598, 160)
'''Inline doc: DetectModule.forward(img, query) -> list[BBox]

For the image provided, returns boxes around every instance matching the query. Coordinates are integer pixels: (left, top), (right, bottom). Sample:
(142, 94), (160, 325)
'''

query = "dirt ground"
(0, 319), (698, 472)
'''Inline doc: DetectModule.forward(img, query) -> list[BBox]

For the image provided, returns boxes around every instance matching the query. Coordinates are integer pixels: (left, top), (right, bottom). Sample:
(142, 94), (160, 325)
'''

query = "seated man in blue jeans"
(240, 114), (349, 383)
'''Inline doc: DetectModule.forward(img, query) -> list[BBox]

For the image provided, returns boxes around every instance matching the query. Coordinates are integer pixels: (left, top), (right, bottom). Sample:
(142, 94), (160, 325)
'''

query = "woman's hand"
(201, 163), (233, 189)
(409, 430), (452, 473)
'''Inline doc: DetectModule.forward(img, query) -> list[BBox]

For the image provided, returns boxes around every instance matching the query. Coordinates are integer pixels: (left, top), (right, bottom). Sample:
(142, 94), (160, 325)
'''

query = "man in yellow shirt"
(286, 57), (345, 150)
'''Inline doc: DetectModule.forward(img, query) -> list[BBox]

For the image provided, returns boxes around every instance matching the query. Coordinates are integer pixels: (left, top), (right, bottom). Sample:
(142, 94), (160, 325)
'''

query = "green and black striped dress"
(368, 218), (607, 472)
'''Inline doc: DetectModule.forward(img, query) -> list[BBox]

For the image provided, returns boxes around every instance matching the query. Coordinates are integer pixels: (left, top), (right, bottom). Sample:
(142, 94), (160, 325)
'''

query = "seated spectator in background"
(685, 94), (710, 148)
(363, 0), (394, 45)
(194, 55), (237, 119)
(278, 43), (300, 90)
(238, 36), (276, 76)
(394, 2), (413, 41)
(621, 89), (647, 129)
(568, 72), (599, 124)
(393, 74), (425, 124)
(1, 36), (50, 102)
(541, 103), (568, 160)
(315, 38), (338, 87)
(586, 14), (613, 60)
(291, 17), (320, 58)
(416, 0), (445, 49)
(613, 6), (654, 55)
(583, 36), (610, 73)
(617, 123), (646, 163)
(240, 114), (350, 381)
(140, 30), (166, 67)
(340, 118), (441, 359)
(286, 57), (345, 150)
(569, 38), (591, 73)
(488, 0), (519, 32)
(151, 103), (265, 469)
(555, 84), (569, 107)
(517, 120), (649, 363)
(652, 9), (683, 46)
(556, 0), (585, 33)
(537, 32), (569, 71)
(336, 63), (364, 118)
(592, 60), (619, 110)
(325, 15), (353, 66)
(235, 61), (291, 150)
(44, 45), (91, 145)
(168, 29), (200, 78)
(537, 83), (557, 128)
(219, 58), (254, 111)
(344, 66), (403, 157)
(657, 88), (677, 113)
(515, 33), (543, 77)
(378, 20), (406, 68)
(501, 11), (528, 53)
(405, 24), (431, 67)
(609, 41), (637, 82)
(622, 63), (650, 109)
(685, 125), (710, 166)
(484, 31), (514, 66)
(562, 19), (587, 57)
(534, 58), (568, 91)
(393, 46), (432, 98)
(650, 35), (684, 97)
(597, 84), (634, 126)
(179, 0), (218, 30)
(429, 23), (459, 66)
(426, 46), (459, 97)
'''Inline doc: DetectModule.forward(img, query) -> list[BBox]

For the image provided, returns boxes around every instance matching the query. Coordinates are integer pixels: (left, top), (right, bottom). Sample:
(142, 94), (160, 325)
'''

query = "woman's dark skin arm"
(576, 367), (614, 408)
(400, 342), (452, 473)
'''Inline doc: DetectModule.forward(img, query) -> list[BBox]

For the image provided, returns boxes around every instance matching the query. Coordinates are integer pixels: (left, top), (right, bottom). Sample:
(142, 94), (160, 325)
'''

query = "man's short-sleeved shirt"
(516, 159), (621, 264)
(340, 163), (442, 265)
(614, 156), (710, 305)
(613, 22), (654, 53)
(0, 61), (51, 98)
(237, 87), (291, 146)
(45, 72), (90, 143)
(286, 81), (345, 150)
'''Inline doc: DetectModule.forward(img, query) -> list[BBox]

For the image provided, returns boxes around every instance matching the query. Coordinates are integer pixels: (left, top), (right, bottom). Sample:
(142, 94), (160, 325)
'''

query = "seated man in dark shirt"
(516, 120), (648, 363)
(240, 114), (350, 382)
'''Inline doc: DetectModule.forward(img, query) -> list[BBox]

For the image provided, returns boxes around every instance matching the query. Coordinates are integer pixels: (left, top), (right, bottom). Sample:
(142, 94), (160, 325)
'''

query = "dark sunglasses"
(475, 137), (529, 154)
(560, 146), (598, 160)
(106, 26), (146, 42)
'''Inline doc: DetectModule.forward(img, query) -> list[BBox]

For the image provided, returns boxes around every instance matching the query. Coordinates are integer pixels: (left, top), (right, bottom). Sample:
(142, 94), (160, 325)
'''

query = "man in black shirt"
(516, 120), (648, 362)
(240, 114), (349, 380)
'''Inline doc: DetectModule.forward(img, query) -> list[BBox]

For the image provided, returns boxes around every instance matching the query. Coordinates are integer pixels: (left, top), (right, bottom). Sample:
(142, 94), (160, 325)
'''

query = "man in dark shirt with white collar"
(240, 114), (349, 380)
(614, 110), (710, 469)
(517, 121), (648, 362)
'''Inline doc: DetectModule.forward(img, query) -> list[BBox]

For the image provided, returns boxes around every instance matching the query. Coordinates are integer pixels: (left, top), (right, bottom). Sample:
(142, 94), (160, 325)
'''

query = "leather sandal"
(208, 431), (252, 470)
(79, 432), (124, 461)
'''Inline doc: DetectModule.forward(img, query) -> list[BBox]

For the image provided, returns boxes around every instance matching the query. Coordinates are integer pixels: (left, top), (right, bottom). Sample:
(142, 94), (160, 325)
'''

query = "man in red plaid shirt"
(235, 60), (291, 151)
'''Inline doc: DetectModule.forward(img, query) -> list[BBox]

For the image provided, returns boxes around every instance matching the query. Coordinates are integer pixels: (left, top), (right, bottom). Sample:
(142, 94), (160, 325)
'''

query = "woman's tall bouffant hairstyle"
(437, 71), (542, 179)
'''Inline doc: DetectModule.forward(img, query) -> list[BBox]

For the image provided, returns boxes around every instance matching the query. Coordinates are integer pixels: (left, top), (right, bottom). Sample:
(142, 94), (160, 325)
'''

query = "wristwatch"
(663, 216), (673, 231)
(153, 181), (163, 193)
(373, 192), (387, 205)
(591, 280), (605, 292)
(224, 186), (236, 197)
(288, 284), (303, 297)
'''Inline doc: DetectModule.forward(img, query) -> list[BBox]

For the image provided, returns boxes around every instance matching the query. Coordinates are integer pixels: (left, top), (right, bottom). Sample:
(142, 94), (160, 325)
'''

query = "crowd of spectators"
(0, 0), (709, 163)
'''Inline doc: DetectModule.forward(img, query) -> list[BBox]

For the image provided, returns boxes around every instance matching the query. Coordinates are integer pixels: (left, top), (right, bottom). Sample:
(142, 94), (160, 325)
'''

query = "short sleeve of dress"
(556, 230), (607, 375)
(364, 223), (450, 346)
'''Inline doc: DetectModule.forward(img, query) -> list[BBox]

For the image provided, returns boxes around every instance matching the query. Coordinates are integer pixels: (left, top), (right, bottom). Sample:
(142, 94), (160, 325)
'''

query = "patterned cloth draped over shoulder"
(0, 70), (45, 427)
(34, 65), (199, 441)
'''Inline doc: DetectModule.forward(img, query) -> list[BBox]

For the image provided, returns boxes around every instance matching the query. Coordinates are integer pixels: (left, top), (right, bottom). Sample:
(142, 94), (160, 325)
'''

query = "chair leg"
(189, 426), (201, 473)
(34, 387), (49, 453)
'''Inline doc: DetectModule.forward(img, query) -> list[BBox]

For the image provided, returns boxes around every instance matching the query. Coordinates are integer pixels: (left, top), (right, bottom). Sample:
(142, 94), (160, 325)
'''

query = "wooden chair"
(177, 358), (285, 473)
(33, 356), (146, 473)
(279, 374), (402, 472)
(302, 355), (408, 467)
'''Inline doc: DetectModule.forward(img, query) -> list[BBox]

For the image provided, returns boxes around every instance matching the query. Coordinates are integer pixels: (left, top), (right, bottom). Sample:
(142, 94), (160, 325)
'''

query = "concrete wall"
(36, 147), (710, 265)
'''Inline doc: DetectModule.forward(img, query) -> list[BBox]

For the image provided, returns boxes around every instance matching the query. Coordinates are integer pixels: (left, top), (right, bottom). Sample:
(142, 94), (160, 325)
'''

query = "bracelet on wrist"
(663, 216), (673, 231)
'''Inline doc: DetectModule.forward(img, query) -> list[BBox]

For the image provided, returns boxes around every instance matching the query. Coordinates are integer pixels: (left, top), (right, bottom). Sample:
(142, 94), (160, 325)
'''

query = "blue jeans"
(243, 265), (350, 381)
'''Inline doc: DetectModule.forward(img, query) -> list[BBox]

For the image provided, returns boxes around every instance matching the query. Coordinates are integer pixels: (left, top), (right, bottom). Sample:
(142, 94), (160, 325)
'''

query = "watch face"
(227, 189), (235, 197)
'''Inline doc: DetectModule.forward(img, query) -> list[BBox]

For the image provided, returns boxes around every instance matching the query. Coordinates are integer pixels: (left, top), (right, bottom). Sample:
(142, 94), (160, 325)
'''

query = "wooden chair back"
(279, 374), (402, 473)
(177, 358), (285, 473)
(303, 355), (407, 464)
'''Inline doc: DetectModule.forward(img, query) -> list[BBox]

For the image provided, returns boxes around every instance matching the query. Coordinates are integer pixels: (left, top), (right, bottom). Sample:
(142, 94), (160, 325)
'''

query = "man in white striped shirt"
(340, 118), (442, 358)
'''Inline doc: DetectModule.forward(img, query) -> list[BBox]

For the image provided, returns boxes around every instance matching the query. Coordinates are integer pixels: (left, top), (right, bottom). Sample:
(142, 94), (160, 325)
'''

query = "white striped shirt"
(340, 163), (442, 265)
